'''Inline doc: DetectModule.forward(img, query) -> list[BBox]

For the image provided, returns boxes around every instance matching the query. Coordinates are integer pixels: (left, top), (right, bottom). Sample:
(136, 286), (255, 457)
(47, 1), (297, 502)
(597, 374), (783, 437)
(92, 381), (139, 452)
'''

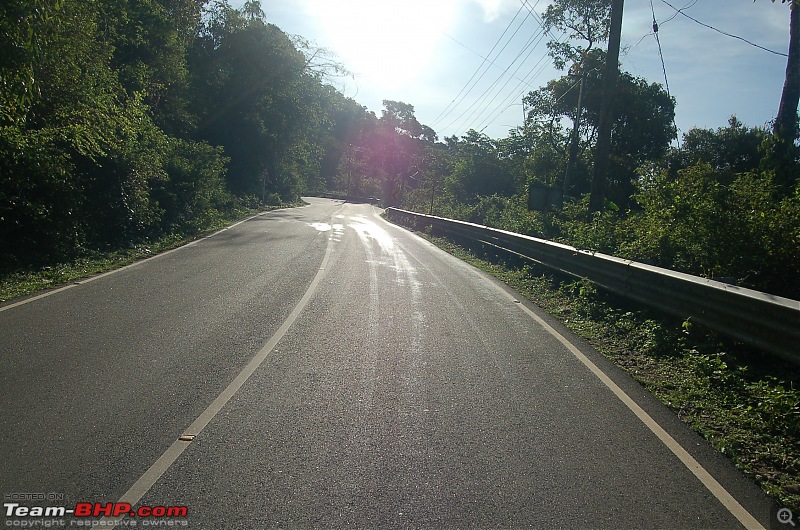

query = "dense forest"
(1, 0), (799, 300)
(0, 0), (371, 270)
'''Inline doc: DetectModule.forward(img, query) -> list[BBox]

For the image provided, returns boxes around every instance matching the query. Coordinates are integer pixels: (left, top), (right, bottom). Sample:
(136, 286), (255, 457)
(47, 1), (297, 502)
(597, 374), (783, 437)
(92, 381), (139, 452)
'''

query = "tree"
(0, 0), (173, 263)
(523, 49), (675, 206)
(630, 162), (800, 298)
(769, 0), (800, 143)
(1, 0), (408, 275)
(189, 2), (311, 199)
(753, 0), (800, 191)
(589, 0), (623, 211)
(106, 0), (205, 136)
(541, 0), (611, 195)
(356, 100), (436, 205)
(542, 0), (611, 70)
(0, 0), (62, 125)
(444, 130), (514, 201)
(669, 117), (768, 179)
(306, 90), (368, 194)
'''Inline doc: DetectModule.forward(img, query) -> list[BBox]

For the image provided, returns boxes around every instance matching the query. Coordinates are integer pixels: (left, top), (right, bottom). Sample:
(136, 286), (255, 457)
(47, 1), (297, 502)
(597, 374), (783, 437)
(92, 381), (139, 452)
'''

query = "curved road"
(0, 198), (777, 528)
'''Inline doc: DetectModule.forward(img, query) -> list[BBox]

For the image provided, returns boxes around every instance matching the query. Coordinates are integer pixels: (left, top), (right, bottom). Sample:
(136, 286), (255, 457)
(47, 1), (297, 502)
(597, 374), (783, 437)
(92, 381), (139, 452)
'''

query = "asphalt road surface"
(1, 198), (779, 528)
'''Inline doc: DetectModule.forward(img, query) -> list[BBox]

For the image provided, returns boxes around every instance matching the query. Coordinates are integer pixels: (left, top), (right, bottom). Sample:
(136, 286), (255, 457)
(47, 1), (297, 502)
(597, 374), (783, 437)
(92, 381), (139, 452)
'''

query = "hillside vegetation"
(3, 1), (798, 302)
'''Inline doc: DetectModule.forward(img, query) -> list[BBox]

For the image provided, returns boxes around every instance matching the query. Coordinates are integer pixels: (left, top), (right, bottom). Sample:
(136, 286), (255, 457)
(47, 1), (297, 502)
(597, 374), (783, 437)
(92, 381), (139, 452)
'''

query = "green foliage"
(108, 0), (201, 135)
(190, 8), (306, 198)
(443, 130), (515, 201)
(0, 0), (167, 265)
(670, 117), (768, 178)
(627, 163), (800, 297)
(411, 111), (800, 300)
(154, 137), (232, 233)
(553, 198), (625, 252)
(522, 50), (676, 205)
(0, 126), (83, 266)
(0, 0), (62, 125)
(541, 0), (611, 70)
(349, 100), (437, 205)
(1, 0), (365, 272)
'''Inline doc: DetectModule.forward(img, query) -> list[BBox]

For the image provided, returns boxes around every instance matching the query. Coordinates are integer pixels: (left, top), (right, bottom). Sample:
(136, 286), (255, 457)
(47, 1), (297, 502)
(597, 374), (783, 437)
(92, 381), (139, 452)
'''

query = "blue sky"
(235, 0), (791, 141)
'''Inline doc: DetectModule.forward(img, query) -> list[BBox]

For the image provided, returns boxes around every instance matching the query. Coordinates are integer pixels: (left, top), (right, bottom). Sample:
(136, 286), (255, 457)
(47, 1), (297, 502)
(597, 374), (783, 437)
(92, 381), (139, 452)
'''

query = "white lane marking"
(492, 282), (765, 530)
(0, 211), (276, 313)
(375, 210), (764, 530)
(99, 223), (336, 525)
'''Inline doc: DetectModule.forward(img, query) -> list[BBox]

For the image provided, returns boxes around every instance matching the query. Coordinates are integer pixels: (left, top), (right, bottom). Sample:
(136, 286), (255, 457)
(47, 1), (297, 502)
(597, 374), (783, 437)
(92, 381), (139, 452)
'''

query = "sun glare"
(304, 0), (458, 89)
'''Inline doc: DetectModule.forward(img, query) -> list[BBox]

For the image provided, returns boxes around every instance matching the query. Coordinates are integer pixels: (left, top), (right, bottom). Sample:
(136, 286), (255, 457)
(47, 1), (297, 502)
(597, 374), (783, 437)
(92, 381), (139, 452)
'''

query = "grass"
(4, 204), (798, 511)
(408, 228), (800, 512)
(0, 202), (299, 304)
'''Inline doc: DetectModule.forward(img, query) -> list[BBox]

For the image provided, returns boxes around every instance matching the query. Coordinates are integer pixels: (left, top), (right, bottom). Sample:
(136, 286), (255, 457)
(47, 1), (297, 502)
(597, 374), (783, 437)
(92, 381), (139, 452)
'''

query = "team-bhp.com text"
(4, 503), (188, 526)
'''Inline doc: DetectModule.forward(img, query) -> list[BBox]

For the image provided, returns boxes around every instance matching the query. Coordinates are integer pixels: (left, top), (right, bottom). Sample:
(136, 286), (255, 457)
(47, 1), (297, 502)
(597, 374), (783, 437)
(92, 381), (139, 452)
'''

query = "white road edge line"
(503, 289), (765, 530)
(98, 226), (335, 525)
(376, 208), (765, 529)
(0, 210), (275, 313)
(98, 204), (760, 528)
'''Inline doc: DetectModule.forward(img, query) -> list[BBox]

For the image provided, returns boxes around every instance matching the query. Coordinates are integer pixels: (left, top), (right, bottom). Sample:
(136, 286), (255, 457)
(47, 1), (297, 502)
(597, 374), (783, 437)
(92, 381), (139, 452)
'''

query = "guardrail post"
(385, 207), (800, 365)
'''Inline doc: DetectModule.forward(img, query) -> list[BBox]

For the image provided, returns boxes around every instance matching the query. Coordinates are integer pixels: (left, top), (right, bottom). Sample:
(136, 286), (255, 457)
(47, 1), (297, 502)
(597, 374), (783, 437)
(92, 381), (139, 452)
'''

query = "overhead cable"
(429, 3), (527, 128)
(660, 0), (788, 57)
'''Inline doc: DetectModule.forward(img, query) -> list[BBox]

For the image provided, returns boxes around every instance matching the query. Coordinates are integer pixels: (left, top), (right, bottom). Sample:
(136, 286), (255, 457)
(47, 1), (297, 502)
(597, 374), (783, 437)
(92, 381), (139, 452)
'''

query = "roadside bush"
(625, 162), (800, 298)
(0, 127), (85, 269)
(154, 138), (232, 234)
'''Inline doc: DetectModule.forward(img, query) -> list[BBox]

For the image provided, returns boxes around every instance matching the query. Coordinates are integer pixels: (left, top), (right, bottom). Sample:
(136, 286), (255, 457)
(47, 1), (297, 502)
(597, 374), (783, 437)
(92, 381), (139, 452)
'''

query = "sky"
(232, 0), (791, 142)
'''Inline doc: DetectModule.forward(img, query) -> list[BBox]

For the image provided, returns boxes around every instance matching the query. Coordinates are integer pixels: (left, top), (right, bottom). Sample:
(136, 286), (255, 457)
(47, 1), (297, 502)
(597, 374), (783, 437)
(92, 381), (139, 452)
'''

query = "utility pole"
(563, 64), (586, 197)
(589, 0), (623, 212)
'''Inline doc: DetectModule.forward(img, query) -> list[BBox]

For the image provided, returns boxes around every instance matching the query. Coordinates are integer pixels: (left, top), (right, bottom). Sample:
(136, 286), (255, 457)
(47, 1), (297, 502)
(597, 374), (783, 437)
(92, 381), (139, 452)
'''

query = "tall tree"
(523, 49), (675, 206)
(359, 100), (434, 205)
(541, 0), (611, 195)
(0, 0), (62, 125)
(754, 0), (800, 192)
(771, 0), (800, 143)
(542, 0), (611, 70)
(189, 2), (310, 199)
(444, 130), (514, 201)
(589, 0), (623, 211)
(106, 0), (205, 136)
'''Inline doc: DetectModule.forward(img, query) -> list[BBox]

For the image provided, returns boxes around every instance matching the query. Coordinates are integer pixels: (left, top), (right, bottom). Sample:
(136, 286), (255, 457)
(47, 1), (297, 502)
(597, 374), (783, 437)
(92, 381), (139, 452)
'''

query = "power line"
(442, 33), (537, 88)
(650, 0), (680, 147)
(429, 3), (527, 128)
(650, 0), (670, 96)
(659, 0), (788, 57)
(520, 0), (562, 47)
(442, 0), (564, 136)
(437, 7), (536, 132)
(466, 0), (572, 136)
(472, 31), (553, 133)
(660, 0), (697, 26)
(434, 0), (572, 137)
(451, 23), (547, 133)
(632, 0), (696, 47)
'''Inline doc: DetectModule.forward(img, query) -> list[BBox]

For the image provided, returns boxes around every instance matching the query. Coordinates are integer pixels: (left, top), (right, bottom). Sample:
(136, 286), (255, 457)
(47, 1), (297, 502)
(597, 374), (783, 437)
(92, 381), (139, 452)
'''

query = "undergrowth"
(415, 230), (800, 512)
(0, 202), (299, 303)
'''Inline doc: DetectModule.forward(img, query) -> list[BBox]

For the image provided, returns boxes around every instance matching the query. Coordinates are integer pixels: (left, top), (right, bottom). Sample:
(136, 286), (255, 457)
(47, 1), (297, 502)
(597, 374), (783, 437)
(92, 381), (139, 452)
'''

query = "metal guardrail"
(309, 192), (381, 205)
(385, 207), (800, 365)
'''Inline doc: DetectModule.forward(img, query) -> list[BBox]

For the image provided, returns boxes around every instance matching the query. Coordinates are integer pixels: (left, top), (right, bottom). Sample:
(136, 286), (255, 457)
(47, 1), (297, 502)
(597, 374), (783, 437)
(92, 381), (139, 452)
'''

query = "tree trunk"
(589, 0), (623, 212)
(774, 2), (800, 142)
(563, 72), (586, 197)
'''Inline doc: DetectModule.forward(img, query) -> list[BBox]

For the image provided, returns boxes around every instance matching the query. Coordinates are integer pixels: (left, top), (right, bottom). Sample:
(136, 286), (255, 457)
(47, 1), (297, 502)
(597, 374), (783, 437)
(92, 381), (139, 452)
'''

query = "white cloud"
(467, 0), (521, 22)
